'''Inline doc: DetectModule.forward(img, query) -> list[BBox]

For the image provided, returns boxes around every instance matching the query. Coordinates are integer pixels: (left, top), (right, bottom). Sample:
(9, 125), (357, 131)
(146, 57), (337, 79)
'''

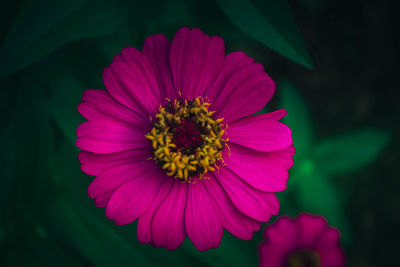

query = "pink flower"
(76, 27), (294, 251)
(259, 213), (346, 267)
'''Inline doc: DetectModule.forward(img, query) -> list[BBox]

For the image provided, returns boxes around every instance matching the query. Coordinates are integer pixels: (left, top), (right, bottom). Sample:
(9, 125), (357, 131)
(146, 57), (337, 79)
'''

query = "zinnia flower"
(76, 27), (294, 251)
(259, 213), (345, 267)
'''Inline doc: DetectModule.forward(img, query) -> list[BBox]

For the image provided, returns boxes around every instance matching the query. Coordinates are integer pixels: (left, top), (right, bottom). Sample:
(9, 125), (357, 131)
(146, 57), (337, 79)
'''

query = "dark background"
(0, 0), (398, 266)
(280, 1), (399, 266)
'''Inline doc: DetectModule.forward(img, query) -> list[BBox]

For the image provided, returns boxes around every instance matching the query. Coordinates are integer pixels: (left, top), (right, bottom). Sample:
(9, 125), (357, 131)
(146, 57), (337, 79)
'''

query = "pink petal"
(297, 214), (330, 247)
(137, 178), (174, 244)
(76, 120), (148, 154)
(258, 217), (304, 267)
(206, 51), (275, 123)
(105, 166), (166, 225)
(142, 34), (176, 101)
(258, 243), (289, 267)
(170, 27), (225, 99)
(151, 180), (188, 250)
(78, 148), (152, 176)
(87, 159), (157, 208)
(204, 179), (260, 240)
(185, 182), (222, 251)
(78, 89), (149, 130)
(263, 216), (299, 249)
(103, 47), (162, 117)
(228, 109), (292, 151)
(315, 228), (346, 267)
(206, 51), (254, 103)
(226, 143), (294, 192)
(213, 168), (279, 222)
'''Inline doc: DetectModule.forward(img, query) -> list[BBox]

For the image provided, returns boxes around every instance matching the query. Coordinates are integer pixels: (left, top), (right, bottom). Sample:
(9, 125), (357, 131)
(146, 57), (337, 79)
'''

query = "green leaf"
(0, 0), (120, 79)
(297, 172), (351, 245)
(145, 0), (197, 38)
(37, 56), (88, 146)
(0, 124), (16, 212)
(45, 197), (155, 267)
(279, 80), (314, 159)
(314, 129), (390, 176)
(181, 230), (259, 267)
(215, 0), (313, 68)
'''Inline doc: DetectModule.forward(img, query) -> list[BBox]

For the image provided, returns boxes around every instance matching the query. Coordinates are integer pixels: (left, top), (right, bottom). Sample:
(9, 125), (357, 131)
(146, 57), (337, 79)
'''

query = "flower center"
(145, 96), (229, 183)
(173, 118), (203, 153)
(285, 249), (321, 267)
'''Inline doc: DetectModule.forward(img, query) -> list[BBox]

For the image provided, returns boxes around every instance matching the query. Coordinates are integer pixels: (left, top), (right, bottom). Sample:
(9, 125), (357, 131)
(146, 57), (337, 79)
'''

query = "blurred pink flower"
(76, 27), (294, 251)
(259, 213), (345, 267)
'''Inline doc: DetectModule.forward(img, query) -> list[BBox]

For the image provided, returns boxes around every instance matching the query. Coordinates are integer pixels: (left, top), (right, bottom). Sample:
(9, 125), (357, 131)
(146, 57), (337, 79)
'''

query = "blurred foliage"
(0, 0), (392, 266)
(277, 81), (390, 246)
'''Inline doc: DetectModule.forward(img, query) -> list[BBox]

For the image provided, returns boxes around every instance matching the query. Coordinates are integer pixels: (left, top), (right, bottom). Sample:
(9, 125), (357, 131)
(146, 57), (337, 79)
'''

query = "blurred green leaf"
(43, 61), (86, 146)
(297, 172), (351, 245)
(280, 80), (313, 159)
(314, 129), (390, 176)
(1, 73), (65, 265)
(0, 0), (120, 80)
(0, 124), (16, 211)
(146, 0), (196, 37)
(215, 0), (313, 68)
(181, 231), (259, 267)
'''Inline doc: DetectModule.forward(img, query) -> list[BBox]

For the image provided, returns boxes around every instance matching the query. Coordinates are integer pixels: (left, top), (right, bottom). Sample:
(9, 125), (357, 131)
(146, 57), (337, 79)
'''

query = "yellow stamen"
(145, 96), (229, 182)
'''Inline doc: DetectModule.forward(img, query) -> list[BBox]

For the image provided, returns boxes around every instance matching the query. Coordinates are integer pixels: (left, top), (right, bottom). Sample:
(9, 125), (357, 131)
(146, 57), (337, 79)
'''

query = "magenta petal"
(206, 51), (275, 123)
(213, 168), (279, 222)
(226, 143), (294, 192)
(78, 148), (152, 176)
(259, 243), (289, 267)
(151, 180), (188, 250)
(259, 217), (299, 267)
(105, 167), (165, 225)
(87, 159), (157, 208)
(170, 27), (225, 99)
(259, 214), (346, 267)
(204, 179), (260, 240)
(206, 51), (254, 104)
(315, 228), (346, 267)
(142, 34), (176, 100)
(76, 120), (148, 154)
(263, 216), (299, 248)
(137, 178), (173, 244)
(103, 47), (161, 117)
(229, 109), (292, 151)
(185, 182), (222, 251)
(78, 89), (149, 130)
(297, 214), (330, 247)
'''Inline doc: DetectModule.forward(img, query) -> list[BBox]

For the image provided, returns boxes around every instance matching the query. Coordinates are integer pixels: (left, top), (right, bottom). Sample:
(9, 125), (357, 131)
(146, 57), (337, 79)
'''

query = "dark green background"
(0, 0), (398, 266)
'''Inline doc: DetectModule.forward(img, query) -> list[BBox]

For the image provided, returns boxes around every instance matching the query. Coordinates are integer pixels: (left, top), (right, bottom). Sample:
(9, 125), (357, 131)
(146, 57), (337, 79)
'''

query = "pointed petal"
(78, 89), (149, 130)
(142, 34), (176, 100)
(137, 177), (173, 244)
(185, 182), (222, 251)
(213, 167), (279, 222)
(151, 180), (188, 250)
(226, 143), (294, 192)
(229, 109), (292, 151)
(76, 120), (148, 154)
(87, 159), (157, 207)
(204, 179), (260, 240)
(105, 166), (166, 225)
(103, 47), (161, 117)
(170, 27), (225, 99)
(78, 148), (152, 176)
(206, 51), (275, 123)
